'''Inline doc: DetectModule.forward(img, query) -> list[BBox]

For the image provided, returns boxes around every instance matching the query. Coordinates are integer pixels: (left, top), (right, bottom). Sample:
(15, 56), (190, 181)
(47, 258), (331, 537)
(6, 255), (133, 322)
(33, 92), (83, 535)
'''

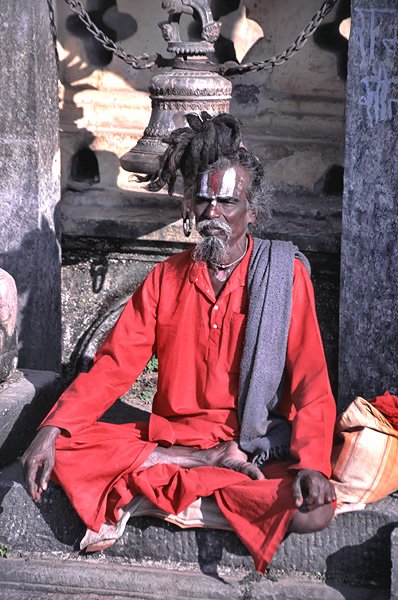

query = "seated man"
(21, 113), (336, 573)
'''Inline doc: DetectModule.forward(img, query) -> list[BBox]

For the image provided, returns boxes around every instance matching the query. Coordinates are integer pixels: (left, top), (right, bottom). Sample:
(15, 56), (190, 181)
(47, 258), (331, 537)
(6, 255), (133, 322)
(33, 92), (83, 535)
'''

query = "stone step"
(0, 461), (396, 593)
(0, 557), (390, 600)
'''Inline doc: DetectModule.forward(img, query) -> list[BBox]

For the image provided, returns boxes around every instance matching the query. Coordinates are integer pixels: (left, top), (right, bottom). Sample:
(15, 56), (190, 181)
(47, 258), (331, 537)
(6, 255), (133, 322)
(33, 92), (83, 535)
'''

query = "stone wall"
(0, 0), (61, 371)
(231, 0), (347, 198)
(56, 0), (347, 199)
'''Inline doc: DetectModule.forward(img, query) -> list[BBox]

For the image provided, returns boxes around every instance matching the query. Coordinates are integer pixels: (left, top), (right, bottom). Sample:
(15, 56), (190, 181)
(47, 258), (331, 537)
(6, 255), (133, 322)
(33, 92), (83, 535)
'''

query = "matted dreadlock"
(148, 112), (271, 236)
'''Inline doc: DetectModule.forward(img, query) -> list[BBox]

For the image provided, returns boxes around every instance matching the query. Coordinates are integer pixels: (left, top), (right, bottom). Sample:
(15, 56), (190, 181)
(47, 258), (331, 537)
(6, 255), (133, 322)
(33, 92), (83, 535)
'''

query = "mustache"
(193, 235), (229, 265)
(195, 219), (232, 238)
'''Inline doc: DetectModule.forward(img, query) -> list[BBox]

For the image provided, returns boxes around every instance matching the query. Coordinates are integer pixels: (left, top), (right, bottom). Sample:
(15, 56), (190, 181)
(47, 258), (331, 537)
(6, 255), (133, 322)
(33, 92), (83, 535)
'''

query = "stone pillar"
(392, 528), (398, 600)
(339, 0), (398, 407)
(0, 0), (61, 371)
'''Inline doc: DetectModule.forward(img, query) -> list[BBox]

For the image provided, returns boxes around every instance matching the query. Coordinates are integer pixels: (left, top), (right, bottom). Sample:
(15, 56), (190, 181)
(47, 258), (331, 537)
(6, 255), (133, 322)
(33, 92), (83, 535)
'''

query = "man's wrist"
(293, 467), (330, 480)
(39, 425), (62, 440)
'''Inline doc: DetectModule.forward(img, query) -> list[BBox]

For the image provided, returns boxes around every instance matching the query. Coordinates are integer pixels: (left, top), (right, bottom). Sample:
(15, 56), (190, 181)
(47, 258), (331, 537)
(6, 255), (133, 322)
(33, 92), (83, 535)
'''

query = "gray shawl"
(238, 238), (311, 465)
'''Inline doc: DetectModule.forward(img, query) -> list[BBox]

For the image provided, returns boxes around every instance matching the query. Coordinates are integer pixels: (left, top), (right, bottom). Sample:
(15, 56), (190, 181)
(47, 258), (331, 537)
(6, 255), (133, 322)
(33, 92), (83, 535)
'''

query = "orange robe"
(42, 237), (336, 572)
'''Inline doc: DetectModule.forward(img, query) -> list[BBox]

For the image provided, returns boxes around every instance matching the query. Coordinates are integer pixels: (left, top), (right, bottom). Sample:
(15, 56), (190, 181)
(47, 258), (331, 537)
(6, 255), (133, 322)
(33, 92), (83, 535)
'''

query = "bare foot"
(142, 441), (265, 480)
(205, 441), (265, 481)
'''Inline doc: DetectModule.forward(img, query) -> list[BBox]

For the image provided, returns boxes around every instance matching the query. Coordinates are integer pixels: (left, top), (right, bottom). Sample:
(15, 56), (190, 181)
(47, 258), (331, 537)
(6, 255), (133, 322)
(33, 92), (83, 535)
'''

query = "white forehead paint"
(198, 171), (211, 197)
(199, 167), (238, 198)
(218, 167), (237, 197)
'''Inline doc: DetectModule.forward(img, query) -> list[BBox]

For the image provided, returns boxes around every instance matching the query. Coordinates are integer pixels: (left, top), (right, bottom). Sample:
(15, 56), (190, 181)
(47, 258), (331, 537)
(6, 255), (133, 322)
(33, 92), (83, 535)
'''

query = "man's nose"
(205, 200), (221, 219)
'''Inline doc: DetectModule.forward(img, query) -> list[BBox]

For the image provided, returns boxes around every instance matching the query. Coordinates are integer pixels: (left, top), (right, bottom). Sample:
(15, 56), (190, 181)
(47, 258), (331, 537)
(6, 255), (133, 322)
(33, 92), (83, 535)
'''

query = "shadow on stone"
(37, 483), (86, 549)
(0, 475), (84, 552)
(0, 215), (62, 372)
(325, 523), (396, 587)
(105, 514), (253, 575)
(195, 527), (250, 579)
(1, 461), (84, 549)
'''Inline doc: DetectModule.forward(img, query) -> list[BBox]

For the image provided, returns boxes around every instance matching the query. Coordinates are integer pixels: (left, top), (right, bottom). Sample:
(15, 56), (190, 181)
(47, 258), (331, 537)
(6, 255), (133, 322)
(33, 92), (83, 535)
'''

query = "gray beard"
(193, 219), (232, 266)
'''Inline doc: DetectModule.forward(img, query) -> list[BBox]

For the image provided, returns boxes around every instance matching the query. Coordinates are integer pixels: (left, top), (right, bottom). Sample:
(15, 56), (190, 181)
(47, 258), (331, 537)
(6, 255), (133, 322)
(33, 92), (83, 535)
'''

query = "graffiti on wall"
(353, 7), (398, 125)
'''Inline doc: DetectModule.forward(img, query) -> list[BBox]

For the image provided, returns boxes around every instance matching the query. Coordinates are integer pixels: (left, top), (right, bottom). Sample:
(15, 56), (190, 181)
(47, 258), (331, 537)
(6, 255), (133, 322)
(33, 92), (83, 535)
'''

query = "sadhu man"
(21, 113), (336, 573)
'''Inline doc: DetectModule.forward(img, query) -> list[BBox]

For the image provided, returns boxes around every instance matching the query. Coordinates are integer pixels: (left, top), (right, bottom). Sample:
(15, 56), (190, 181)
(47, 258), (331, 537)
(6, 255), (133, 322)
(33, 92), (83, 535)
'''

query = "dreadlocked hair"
(147, 112), (242, 195)
(148, 111), (272, 219)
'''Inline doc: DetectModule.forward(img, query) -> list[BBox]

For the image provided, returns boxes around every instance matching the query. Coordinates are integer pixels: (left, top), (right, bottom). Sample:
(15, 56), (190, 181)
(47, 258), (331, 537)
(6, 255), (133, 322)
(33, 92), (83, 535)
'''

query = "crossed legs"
(142, 439), (335, 535)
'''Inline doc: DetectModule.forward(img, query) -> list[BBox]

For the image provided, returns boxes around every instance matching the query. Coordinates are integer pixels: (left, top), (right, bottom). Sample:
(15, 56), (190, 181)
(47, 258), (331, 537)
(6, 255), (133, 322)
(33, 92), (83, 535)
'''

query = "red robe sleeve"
(281, 259), (336, 478)
(40, 264), (161, 436)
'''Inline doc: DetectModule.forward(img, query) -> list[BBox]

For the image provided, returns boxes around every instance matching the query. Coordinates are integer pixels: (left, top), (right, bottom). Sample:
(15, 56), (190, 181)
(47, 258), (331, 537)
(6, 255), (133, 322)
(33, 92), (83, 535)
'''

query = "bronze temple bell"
(120, 0), (232, 177)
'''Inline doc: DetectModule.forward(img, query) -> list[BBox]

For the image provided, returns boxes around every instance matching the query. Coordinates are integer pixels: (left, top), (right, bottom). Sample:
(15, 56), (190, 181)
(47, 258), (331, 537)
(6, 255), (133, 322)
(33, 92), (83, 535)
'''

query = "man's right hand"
(20, 426), (61, 501)
(206, 440), (265, 481)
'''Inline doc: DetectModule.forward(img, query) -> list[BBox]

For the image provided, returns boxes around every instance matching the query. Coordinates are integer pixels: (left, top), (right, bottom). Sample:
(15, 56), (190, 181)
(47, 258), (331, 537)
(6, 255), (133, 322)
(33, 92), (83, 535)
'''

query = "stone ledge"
(0, 370), (61, 467)
(0, 558), (389, 600)
(0, 463), (396, 588)
(60, 188), (341, 255)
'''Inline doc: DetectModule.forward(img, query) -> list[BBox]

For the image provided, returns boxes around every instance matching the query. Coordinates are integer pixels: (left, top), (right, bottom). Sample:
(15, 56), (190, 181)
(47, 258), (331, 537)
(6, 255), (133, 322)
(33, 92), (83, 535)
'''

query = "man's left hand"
(292, 469), (336, 511)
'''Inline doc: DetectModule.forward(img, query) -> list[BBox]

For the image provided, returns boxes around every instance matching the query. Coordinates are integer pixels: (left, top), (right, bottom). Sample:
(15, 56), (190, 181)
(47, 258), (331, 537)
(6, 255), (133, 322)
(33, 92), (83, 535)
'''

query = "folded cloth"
(80, 495), (231, 553)
(369, 391), (398, 430)
(80, 509), (131, 552)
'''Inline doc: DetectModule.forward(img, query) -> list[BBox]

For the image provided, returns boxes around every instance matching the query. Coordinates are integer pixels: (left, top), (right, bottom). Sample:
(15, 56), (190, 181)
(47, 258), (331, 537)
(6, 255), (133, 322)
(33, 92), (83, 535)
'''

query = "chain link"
(62, 0), (339, 75)
(63, 0), (157, 69)
(47, 0), (60, 69)
(221, 0), (339, 76)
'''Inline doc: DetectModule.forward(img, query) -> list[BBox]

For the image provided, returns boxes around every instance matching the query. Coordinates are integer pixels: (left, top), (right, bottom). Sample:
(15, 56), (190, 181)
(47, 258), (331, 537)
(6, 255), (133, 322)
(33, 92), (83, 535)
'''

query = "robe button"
(214, 305), (219, 310)
(213, 324), (218, 329)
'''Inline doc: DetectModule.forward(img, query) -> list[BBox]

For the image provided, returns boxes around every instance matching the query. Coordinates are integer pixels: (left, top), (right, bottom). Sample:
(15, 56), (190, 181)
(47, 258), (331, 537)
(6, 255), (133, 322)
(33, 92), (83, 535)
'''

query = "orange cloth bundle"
(331, 396), (398, 506)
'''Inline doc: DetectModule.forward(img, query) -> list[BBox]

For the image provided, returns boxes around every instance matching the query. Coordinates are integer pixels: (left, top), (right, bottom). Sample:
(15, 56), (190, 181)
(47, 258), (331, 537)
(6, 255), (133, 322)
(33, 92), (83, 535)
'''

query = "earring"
(182, 207), (193, 237)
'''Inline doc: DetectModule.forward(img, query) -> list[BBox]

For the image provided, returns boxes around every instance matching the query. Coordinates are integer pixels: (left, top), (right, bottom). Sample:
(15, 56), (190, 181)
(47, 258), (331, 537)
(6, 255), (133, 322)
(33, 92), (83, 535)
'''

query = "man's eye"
(219, 198), (237, 205)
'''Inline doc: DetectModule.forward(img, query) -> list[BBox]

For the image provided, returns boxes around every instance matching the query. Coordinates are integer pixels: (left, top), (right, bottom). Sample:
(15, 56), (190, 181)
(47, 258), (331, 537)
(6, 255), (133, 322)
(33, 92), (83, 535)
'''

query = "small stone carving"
(202, 21), (221, 43)
(0, 268), (18, 383)
(158, 22), (176, 42)
(159, 0), (221, 54)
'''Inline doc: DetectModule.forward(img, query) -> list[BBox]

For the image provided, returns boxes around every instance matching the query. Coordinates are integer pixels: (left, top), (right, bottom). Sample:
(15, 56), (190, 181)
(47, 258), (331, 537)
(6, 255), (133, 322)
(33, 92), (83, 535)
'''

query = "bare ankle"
(141, 445), (210, 469)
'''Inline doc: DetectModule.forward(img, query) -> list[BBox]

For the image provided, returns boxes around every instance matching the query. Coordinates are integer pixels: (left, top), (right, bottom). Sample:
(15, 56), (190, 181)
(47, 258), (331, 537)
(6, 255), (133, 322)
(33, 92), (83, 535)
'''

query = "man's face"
(193, 163), (256, 248)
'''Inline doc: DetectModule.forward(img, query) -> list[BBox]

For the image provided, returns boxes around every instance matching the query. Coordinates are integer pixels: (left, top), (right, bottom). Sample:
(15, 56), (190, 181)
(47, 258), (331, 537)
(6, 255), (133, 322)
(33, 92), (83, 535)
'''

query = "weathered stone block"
(0, 370), (61, 466)
(0, 558), (390, 600)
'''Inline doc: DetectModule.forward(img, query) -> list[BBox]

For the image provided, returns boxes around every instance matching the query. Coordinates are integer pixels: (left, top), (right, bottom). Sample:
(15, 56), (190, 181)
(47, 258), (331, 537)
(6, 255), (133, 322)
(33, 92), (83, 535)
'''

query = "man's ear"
(247, 205), (258, 224)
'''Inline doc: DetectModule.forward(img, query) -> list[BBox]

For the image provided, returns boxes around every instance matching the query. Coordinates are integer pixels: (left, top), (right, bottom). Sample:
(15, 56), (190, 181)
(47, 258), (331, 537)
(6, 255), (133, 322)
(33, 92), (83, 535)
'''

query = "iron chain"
(47, 0), (60, 69)
(221, 0), (339, 76)
(62, 0), (339, 75)
(62, 0), (157, 69)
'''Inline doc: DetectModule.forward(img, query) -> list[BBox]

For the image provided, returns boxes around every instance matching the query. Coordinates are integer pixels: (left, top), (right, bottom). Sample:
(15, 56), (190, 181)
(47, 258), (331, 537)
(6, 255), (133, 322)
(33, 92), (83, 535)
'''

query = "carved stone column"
(339, 0), (398, 407)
